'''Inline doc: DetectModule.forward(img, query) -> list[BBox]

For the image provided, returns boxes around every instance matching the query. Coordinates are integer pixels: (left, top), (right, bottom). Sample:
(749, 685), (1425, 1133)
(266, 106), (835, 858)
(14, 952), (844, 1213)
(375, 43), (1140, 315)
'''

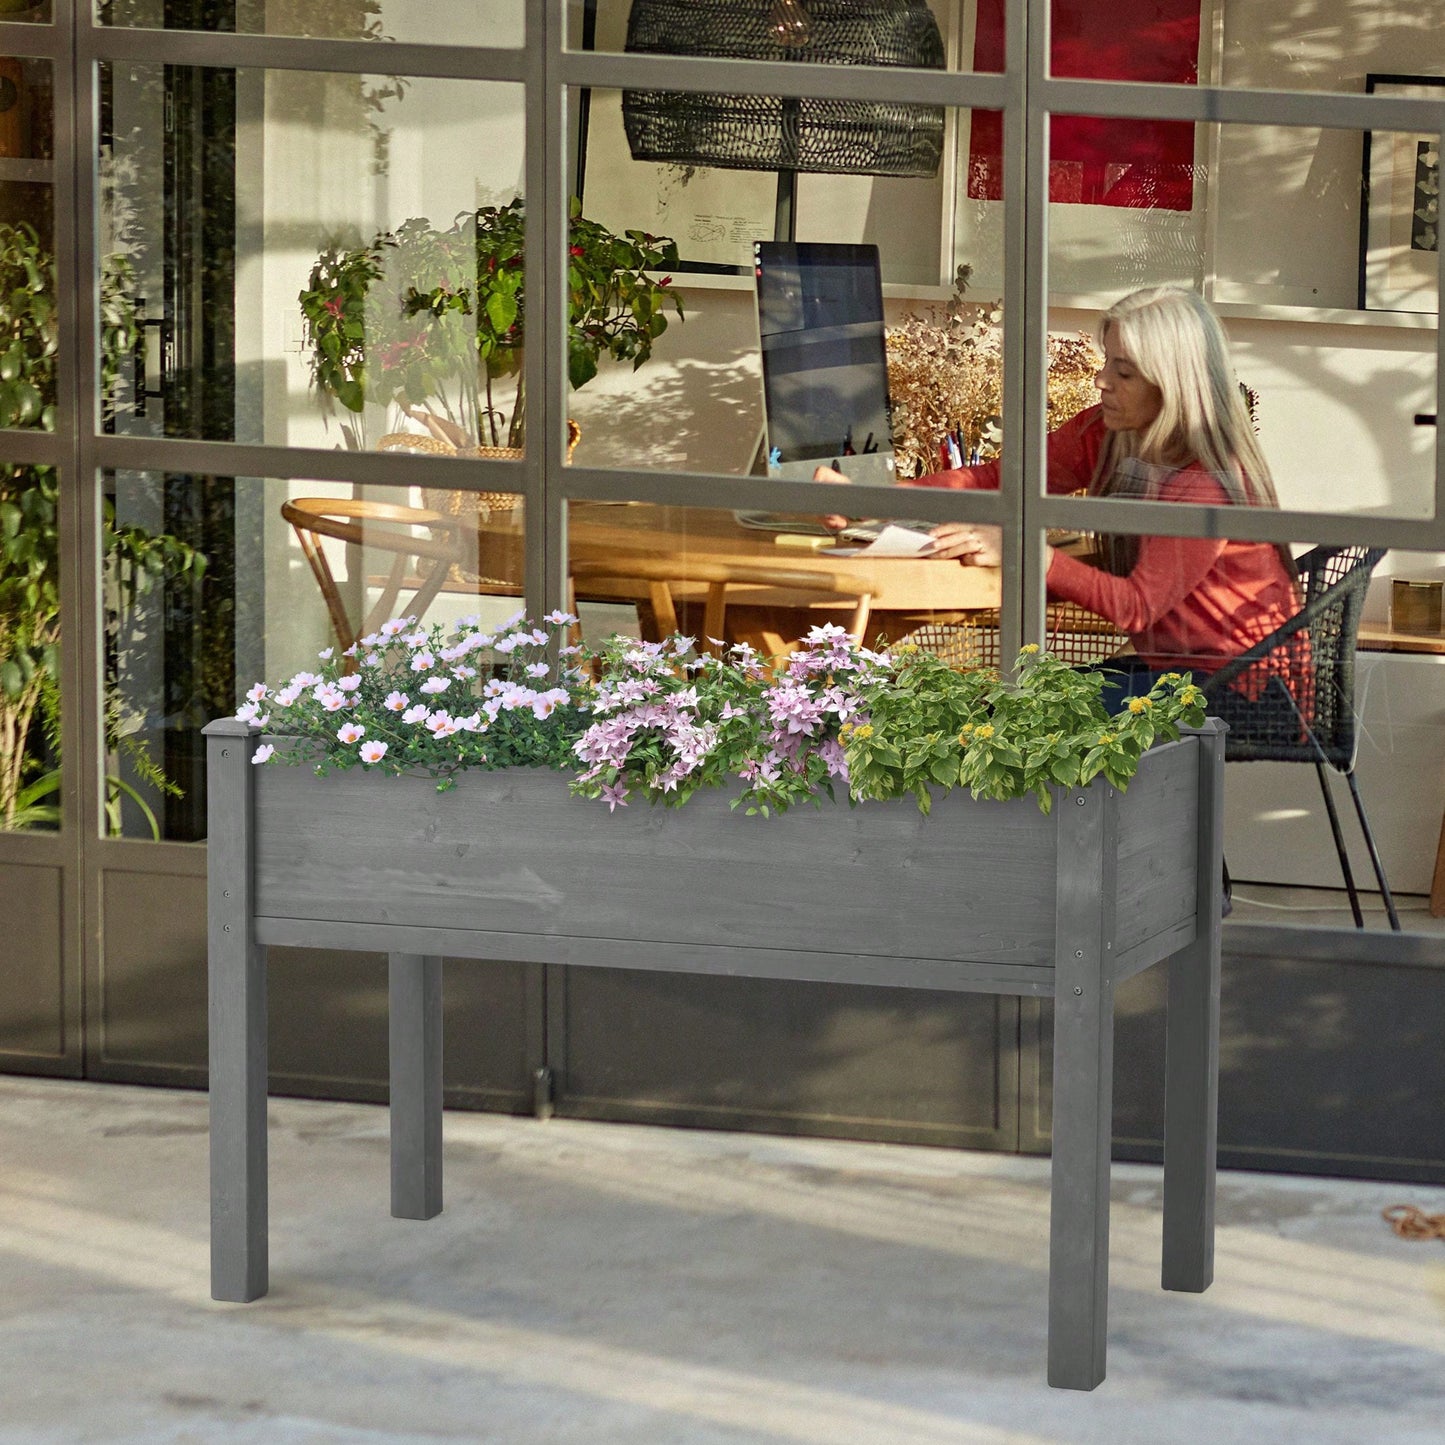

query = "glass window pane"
(105, 468), (525, 840)
(96, 0), (523, 48)
(574, 91), (1004, 486)
(1032, 0), (1445, 96)
(1, 461), (59, 831)
(1, 55), (54, 433)
(1040, 115), (1438, 523)
(577, 0), (986, 75)
(0, 3), (52, 24)
(99, 63), (525, 455)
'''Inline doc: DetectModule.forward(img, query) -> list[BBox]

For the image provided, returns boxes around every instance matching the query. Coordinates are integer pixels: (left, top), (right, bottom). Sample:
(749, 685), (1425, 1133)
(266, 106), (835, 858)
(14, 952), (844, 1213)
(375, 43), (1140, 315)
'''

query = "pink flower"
(384, 691), (409, 712)
(402, 704), (430, 725)
(359, 740), (389, 764)
(420, 676), (450, 695)
(336, 722), (365, 745)
(336, 675), (362, 693)
(251, 743), (275, 765)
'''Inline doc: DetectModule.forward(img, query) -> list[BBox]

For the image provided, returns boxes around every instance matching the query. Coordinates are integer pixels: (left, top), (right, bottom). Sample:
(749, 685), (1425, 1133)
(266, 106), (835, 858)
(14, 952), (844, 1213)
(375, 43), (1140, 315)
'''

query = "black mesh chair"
(1202, 545), (1399, 930)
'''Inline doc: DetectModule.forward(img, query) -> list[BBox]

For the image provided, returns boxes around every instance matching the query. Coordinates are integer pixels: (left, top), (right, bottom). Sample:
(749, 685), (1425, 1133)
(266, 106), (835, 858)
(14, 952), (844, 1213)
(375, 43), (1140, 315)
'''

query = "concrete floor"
(2, 1079), (1444, 1445)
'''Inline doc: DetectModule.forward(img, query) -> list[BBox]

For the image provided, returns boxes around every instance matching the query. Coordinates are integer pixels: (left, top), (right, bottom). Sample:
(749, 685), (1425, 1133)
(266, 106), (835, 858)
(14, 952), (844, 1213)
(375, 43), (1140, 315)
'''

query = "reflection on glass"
(564, 499), (1002, 665)
(1, 56), (54, 430)
(0, 2), (52, 23)
(105, 470), (526, 839)
(96, 0), (523, 48)
(1, 463), (59, 831)
(99, 63), (525, 451)
(579, 0), (988, 74)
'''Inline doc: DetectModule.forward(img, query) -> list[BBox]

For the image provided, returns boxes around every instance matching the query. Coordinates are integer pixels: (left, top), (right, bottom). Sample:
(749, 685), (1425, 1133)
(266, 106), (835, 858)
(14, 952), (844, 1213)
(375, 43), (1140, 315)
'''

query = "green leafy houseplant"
(244, 614), (1206, 818)
(299, 197), (684, 451)
(0, 221), (205, 831)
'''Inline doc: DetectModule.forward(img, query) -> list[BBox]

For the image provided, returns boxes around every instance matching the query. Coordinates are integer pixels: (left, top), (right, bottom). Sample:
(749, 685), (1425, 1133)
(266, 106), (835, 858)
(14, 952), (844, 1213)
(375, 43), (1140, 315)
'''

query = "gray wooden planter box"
(204, 717), (1227, 1391)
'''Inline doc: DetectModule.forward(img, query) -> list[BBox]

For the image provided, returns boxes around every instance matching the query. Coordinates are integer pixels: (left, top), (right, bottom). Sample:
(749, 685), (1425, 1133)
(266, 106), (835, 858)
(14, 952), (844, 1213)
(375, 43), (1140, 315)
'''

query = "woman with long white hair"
(819, 285), (1300, 696)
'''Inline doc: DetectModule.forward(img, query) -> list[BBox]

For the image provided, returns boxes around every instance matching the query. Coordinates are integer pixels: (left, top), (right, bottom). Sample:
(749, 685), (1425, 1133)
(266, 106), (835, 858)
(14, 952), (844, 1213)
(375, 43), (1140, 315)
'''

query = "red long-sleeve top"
(916, 406), (1300, 677)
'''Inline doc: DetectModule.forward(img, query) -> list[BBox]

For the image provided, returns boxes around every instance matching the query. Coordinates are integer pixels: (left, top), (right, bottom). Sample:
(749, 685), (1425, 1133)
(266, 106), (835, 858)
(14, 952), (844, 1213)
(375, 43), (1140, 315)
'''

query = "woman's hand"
(928, 522), (1003, 566)
(812, 464), (852, 533)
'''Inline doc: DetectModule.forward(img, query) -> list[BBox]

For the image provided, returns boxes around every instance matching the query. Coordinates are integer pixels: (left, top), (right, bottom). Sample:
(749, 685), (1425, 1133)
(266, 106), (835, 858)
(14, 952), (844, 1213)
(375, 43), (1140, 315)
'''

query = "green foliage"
(0, 222), (58, 431)
(844, 646), (1208, 815)
(0, 223), (200, 829)
(298, 197), (684, 448)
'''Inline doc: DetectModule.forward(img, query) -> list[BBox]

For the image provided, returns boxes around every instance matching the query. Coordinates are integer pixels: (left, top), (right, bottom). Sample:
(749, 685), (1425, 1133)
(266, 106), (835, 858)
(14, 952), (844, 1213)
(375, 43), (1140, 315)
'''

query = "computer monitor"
(753, 241), (896, 486)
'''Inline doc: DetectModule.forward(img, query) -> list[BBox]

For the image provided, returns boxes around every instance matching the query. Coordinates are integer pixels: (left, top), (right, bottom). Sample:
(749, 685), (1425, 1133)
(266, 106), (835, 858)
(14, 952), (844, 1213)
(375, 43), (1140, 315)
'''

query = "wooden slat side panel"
(253, 766), (1061, 967)
(1113, 739), (1199, 955)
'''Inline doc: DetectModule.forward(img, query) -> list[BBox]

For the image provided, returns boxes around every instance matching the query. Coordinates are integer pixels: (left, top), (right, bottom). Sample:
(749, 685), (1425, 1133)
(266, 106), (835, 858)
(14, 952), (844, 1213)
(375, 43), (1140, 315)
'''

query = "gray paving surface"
(2, 1077), (1443, 1444)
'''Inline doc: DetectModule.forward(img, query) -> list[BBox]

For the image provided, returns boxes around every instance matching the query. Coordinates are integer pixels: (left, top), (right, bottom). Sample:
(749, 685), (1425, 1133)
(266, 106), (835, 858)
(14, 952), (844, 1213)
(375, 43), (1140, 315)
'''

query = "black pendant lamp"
(622, 0), (947, 179)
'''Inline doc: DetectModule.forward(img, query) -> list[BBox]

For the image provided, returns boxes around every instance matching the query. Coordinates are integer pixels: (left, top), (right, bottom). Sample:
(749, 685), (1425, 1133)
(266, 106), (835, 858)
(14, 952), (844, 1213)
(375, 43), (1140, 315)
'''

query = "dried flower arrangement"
(885, 269), (1103, 480)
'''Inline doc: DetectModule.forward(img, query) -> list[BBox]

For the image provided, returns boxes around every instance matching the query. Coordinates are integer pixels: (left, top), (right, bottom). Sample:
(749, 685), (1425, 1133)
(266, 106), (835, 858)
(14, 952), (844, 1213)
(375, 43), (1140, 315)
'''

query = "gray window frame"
(2, 0), (1441, 912)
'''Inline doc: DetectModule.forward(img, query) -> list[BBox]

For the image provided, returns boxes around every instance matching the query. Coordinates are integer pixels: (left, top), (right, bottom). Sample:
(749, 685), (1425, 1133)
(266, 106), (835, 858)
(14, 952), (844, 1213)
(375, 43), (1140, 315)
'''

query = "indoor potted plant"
(298, 196), (685, 456)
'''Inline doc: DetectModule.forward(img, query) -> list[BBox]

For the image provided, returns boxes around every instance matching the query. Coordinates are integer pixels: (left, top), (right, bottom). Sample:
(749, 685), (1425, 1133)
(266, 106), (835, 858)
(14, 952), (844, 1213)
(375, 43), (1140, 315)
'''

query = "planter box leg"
(1162, 720), (1224, 1292)
(389, 953), (443, 1220)
(1048, 787), (1117, 1391)
(206, 721), (268, 1302)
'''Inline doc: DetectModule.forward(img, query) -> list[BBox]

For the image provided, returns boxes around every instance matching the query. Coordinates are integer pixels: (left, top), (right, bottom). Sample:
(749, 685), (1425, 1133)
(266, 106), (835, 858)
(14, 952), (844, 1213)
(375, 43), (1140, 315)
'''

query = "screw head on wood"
(221, 749), (230, 758)
(1075, 795), (1086, 805)
(222, 924), (231, 933)
(1075, 949), (1083, 958)
(1073, 985), (1083, 995)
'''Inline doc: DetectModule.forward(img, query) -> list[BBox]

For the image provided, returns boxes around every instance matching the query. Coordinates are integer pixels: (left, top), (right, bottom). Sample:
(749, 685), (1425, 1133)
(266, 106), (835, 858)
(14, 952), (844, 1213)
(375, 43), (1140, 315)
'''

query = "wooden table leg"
(1162, 720), (1225, 1292)
(389, 953), (444, 1220)
(207, 722), (269, 1302)
(1048, 785), (1118, 1391)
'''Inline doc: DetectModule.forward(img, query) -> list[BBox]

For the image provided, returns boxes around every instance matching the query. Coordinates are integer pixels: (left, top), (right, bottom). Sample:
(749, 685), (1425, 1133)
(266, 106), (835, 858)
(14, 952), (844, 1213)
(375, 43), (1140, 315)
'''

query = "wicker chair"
(906, 600), (1128, 670)
(1201, 545), (1398, 931)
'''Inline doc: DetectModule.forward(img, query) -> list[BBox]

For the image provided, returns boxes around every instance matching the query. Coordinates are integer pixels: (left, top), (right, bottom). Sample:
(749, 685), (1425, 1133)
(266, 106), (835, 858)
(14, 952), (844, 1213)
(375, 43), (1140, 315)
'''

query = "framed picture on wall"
(1360, 74), (1444, 313)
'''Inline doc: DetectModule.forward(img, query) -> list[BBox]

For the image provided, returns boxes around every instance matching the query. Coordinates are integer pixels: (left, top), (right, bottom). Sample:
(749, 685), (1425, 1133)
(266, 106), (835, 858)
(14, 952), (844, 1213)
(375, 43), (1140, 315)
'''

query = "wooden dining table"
(469, 502), (1003, 653)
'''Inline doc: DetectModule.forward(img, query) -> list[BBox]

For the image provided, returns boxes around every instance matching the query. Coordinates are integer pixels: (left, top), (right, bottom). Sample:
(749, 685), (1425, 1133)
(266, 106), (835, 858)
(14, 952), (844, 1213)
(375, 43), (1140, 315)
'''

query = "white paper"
(828, 524), (938, 558)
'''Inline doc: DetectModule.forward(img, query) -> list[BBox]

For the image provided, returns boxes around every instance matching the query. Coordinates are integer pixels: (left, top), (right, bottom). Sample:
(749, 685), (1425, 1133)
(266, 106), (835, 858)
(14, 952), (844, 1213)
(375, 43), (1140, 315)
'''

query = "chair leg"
(1314, 762), (1364, 928)
(1342, 768), (1402, 931)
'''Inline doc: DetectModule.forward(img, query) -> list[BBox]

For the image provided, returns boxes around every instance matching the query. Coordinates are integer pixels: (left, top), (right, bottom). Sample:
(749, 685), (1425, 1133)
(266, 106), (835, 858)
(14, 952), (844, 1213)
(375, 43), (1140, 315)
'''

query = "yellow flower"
(1161, 671), (1182, 683)
(1179, 686), (1202, 705)
(1127, 697), (1152, 714)
(839, 721), (854, 737)
(1097, 732), (1116, 745)
(1020, 643), (1040, 654)
(958, 724), (973, 743)
(974, 723), (995, 740)
(896, 642), (920, 655)
(853, 723), (874, 740)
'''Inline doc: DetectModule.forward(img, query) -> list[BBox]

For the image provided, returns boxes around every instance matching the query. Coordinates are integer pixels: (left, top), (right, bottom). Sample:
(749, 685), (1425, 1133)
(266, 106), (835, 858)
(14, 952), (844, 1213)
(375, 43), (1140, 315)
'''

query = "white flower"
(419, 676), (450, 695)
(336, 722), (365, 744)
(402, 630), (429, 647)
(336, 675), (362, 693)
(251, 743), (274, 765)
(245, 683), (268, 703)
(384, 691), (409, 712)
(359, 740), (388, 764)
(409, 650), (436, 672)
(320, 692), (347, 713)
(525, 662), (550, 679)
(380, 618), (408, 637)
(274, 686), (301, 708)
(362, 652), (381, 668)
(452, 665), (477, 680)
(426, 712), (459, 737)
(544, 610), (578, 626)
(454, 712), (485, 732)
(318, 646), (334, 660)
(235, 701), (260, 723)
(402, 704), (430, 725)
